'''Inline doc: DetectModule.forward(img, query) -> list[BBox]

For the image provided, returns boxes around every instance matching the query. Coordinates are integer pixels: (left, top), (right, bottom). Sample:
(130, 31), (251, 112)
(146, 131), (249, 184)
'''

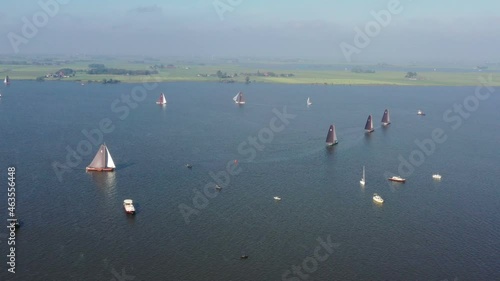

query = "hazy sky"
(1, 0), (499, 63)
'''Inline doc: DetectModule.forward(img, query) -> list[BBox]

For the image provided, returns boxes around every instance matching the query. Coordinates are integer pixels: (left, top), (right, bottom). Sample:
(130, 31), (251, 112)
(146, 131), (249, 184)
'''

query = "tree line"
(87, 64), (158, 75)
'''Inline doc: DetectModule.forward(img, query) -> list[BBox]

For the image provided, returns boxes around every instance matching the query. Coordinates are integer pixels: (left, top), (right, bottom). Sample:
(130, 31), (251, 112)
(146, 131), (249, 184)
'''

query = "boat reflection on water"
(89, 171), (117, 198)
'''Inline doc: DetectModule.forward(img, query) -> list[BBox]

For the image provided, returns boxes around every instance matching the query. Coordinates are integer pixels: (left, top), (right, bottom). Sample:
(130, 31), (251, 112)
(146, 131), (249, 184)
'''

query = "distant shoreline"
(5, 78), (498, 87)
(1, 59), (499, 86)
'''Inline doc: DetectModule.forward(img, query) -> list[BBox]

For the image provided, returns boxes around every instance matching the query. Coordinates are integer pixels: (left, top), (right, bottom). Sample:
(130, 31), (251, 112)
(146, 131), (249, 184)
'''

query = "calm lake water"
(0, 81), (499, 281)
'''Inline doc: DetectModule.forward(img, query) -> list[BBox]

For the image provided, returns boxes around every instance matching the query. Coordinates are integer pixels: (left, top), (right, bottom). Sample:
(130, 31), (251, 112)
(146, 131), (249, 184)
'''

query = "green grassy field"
(0, 58), (498, 86)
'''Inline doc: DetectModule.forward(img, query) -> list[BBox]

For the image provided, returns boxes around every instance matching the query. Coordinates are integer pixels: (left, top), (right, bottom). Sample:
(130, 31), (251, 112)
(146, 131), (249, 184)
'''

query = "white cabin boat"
(388, 176), (406, 183)
(123, 199), (135, 214)
(373, 193), (384, 203)
(432, 174), (442, 180)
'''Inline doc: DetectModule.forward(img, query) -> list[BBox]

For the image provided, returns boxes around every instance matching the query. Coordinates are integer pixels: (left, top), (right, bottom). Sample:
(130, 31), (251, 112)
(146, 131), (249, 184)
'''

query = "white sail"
(157, 93), (167, 105)
(106, 148), (116, 168)
(233, 94), (238, 102)
(307, 97), (312, 105)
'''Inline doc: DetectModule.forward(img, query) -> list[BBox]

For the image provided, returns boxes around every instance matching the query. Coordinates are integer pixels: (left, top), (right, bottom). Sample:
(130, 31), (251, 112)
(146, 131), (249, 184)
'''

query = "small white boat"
(306, 97), (312, 106)
(388, 176), (406, 183)
(273, 196), (281, 201)
(215, 184), (222, 190)
(123, 199), (135, 214)
(417, 110), (426, 116)
(360, 166), (366, 186)
(373, 193), (384, 204)
(432, 174), (442, 180)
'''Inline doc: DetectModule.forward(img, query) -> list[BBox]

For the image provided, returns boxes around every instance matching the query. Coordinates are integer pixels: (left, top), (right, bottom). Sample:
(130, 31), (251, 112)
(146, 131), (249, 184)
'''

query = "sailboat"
(156, 93), (167, 105)
(4, 76), (10, 85)
(306, 97), (312, 106)
(86, 144), (116, 172)
(233, 91), (245, 104)
(325, 125), (338, 146)
(381, 109), (391, 125)
(360, 166), (366, 186)
(364, 115), (374, 133)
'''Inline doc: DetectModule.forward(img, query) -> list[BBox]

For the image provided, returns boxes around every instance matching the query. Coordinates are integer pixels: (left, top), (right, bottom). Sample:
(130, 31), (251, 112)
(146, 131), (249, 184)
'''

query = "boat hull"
(86, 167), (115, 172)
(388, 178), (405, 183)
(326, 141), (338, 146)
(365, 129), (374, 133)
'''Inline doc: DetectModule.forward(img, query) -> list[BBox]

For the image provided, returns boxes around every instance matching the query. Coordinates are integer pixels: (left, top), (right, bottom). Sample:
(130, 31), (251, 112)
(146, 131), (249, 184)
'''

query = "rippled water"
(0, 81), (499, 280)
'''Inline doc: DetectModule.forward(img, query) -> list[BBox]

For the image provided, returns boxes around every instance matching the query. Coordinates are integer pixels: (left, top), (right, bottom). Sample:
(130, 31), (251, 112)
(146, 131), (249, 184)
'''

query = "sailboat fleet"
(79, 91), (438, 211)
